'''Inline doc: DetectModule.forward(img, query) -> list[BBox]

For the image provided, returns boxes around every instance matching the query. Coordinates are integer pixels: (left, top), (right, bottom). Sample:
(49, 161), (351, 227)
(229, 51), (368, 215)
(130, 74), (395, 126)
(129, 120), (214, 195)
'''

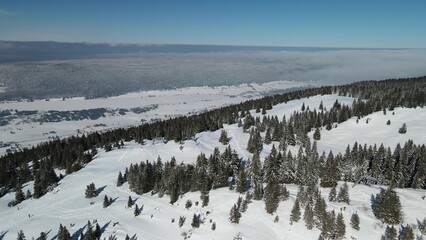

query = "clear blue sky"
(1, 0), (425, 48)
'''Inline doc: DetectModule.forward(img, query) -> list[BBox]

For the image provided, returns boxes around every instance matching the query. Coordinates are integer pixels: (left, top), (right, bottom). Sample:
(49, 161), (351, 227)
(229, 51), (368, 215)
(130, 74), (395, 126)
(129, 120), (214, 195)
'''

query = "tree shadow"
(96, 185), (107, 195)
(101, 221), (111, 234)
(110, 197), (119, 204)
(71, 224), (87, 240)
(130, 233), (138, 240)
(0, 231), (8, 240)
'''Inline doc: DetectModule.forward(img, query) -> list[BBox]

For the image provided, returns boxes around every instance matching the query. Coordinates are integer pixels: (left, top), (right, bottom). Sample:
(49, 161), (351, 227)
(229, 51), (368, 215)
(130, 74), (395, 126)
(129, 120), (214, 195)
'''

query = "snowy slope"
(1, 94), (426, 240)
(0, 80), (305, 156)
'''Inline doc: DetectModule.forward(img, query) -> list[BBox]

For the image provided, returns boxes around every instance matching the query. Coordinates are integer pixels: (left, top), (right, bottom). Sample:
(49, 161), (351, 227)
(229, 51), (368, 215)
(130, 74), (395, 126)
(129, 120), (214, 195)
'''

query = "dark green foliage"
(94, 223), (102, 239)
(398, 123), (407, 134)
(125, 235), (130, 240)
(127, 196), (133, 208)
(84, 220), (96, 240)
(14, 182), (25, 205)
(320, 210), (336, 239)
(398, 224), (414, 240)
(219, 130), (229, 145)
(337, 182), (350, 204)
(103, 194), (110, 208)
(2, 76), (426, 201)
(372, 188), (403, 225)
(179, 216), (186, 227)
(303, 203), (314, 230)
(134, 204), (140, 216)
(240, 198), (249, 213)
(335, 212), (346, 240)
(328, 186), (337, 202)
(201, 192), (209, 207)
(320, 151), (339, 188)
(185, 200), (192, 209)
(57, 223), (71, 240)
(229, 204), (241, 224)
(85, 183), (97, 198)
(290, 199), (301, 224)
(350, 212), (360, 230)
(191, 214), (201, 228)
(117, 171), (124, 187)
(313, 128), (321, 141)
(381, 225), (397, 240)
(39, 232), (47, 240)
(419, 217), (426, 235)
(211, 222), (216, 230)
(17, 230), (26, 240)
(387, 119), (391, 125)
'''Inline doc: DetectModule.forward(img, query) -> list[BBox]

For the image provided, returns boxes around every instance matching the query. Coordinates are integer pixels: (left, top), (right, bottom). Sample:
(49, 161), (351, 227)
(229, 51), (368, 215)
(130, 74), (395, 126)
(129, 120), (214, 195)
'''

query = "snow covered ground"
(0, 80), (305, 156)
(1, 93), (426, 239)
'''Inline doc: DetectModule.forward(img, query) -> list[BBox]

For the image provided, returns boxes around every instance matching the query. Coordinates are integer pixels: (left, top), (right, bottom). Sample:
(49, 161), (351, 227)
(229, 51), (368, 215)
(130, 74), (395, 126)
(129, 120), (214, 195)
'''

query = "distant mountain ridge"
(0, 40), (408, 63)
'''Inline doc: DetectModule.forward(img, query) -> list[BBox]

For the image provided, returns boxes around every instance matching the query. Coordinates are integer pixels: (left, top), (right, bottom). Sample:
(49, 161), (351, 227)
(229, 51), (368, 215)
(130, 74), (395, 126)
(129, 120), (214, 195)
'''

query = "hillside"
(1, 93), (426, 239)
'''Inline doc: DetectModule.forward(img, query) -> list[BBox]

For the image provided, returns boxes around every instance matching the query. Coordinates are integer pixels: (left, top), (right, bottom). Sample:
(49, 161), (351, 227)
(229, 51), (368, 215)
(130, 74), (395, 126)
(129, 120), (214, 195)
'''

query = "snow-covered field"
(1, 94), (426, 239)
(0, 80), (305, 156)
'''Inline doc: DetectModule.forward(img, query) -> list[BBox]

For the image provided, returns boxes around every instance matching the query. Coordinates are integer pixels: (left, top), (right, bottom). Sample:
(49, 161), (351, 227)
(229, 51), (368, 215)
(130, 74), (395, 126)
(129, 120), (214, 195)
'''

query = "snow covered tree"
(179, 216), (186, 227)
(335, 212), (346, 240)
(320, 151), (339, 188)
(381, 225), (397, 240)
(350, 212), (360, 230)
(328, 186), (337, 202)
(372, 188), (402, 225)
(337, 182), (350, 204)
(39, 232), (47, 240)
(17, 230), (26, 240)
(398, 224), (414, 240)
(229, 204), (241, 224)
(290, 199), (301, 224)
(191, 214), (201, 228)
(185, 200), (192, 209)
(303, 203), (314, 230)
(14, 182), (25, 205)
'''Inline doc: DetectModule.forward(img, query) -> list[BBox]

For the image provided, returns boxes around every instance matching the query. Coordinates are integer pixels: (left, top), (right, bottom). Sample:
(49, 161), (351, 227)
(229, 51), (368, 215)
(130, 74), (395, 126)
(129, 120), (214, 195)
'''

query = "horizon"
(1, 1), (426, 49)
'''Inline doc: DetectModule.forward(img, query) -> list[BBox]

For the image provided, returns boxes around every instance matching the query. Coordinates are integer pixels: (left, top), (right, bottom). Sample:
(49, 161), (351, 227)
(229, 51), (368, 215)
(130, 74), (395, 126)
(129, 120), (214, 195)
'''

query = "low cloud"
(0, 8), (15, 16)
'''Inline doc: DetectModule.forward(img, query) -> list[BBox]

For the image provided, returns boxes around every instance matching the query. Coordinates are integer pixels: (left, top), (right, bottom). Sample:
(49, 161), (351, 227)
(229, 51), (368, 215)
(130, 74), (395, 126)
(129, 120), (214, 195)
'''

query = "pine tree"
(94, 223), (102, 239)
(398, 224), (414, 240)
(335, 212), (346, 240)
(117, 171), (124, 186)
(85, 182), (97, 198)
(313, 128), (321, 141)
(134, 204), (140, 216)
(240, 198), (249, 213)
(303, 202), (314, 230)
(219, 130), (229, 145)
(185, 200), (192, 209)
(191, 214), (201, 228)
(290, 199), (301, 224)
(17, 230), (26, 240)
(337, 182), (350, 204)
(387, 119), (391, 125)
(15, 182), (25, 205)
(350, 212), (360, 230)
(103, 195), (110, 208)
(211, 222), (216, 230)
(236, 166), (247, 193)
(229, 204), (241, 224)
(127, 196), (133, 208)
(372, 188), (402, 225)
(381, 225), (397, 240)
(125, 235), (130, 240)
(328, 186), (337, 202)
(57, 223), (71, 240)
(398, 123), (407, 134)
(179, 216), (186, 227)
(25, 189), (32, 199)
(39, 231), (47, 240)
(84, 220), (96, 240)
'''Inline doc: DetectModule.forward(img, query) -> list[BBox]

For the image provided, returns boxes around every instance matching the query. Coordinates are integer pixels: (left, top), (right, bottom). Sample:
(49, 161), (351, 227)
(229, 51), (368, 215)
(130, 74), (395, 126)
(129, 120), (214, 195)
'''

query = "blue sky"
(1, 0), (425, 48)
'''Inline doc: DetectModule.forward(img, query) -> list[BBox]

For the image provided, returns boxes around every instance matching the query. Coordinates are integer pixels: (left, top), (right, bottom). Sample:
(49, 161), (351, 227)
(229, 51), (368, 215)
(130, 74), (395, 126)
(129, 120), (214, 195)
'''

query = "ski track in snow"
(1, 93), (426, 239)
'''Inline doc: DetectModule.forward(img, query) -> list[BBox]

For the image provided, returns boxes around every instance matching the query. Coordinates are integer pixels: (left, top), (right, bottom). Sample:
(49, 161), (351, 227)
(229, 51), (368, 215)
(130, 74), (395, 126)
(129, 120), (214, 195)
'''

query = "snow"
(1, 93), (426, 239)
(0, 80), (305, 156)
